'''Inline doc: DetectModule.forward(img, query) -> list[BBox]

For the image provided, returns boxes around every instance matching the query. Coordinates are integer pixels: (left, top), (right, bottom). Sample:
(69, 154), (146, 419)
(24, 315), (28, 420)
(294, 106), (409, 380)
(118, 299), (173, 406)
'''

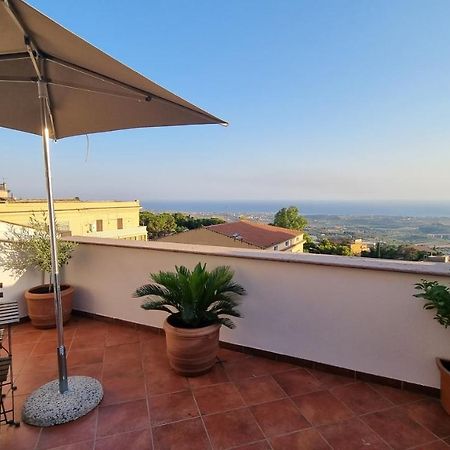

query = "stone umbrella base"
(22, 376), (103, 427)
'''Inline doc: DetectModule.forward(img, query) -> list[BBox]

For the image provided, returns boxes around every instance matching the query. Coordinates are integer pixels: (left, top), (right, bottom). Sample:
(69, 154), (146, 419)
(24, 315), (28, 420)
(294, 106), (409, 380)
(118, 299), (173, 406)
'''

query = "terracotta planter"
(163, 317), (220, 376)
(437, 358), (450, 414)
(25, 284), (74, 329)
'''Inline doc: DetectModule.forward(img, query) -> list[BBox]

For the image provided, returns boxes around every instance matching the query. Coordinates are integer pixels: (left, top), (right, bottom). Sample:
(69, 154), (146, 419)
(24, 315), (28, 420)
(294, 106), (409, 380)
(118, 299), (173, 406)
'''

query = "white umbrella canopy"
(0, 0), (226, 421)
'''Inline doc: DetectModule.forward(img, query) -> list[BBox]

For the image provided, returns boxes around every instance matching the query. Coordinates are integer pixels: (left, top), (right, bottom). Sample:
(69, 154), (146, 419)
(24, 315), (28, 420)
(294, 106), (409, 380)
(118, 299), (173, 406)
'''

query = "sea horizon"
(141, 200), (450, 218)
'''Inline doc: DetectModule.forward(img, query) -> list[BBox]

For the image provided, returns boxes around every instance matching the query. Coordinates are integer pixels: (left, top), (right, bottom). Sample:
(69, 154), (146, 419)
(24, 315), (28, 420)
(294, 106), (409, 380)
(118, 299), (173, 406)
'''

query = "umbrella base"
(22, 376), (103, 427)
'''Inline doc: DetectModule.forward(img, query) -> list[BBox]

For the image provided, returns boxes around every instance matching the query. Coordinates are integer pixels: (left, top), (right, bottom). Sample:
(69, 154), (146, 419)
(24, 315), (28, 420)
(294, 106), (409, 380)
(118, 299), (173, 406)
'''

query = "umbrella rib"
(2, 0), (58, 138)
(47, 56), (227, 125)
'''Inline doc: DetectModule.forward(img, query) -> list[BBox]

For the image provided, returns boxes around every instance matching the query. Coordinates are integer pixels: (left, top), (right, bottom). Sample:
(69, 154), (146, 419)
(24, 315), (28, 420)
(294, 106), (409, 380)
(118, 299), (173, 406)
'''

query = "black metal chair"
(0, 282), (20, 427)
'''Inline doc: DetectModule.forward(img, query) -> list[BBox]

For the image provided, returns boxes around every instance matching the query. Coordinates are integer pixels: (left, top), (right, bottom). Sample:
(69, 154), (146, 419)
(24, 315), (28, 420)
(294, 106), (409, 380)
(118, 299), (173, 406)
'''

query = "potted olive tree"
(134, 262), (246, 376)
(414, 279), (450, 413)
(0, 214), (77, 329)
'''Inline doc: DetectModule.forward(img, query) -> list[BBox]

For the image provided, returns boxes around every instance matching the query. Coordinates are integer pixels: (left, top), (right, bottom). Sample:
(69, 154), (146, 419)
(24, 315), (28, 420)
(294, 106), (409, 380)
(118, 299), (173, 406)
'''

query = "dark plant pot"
(24, 284), (74, 329)
(163, 316), (220, 377)
(437, 358), (450, 414)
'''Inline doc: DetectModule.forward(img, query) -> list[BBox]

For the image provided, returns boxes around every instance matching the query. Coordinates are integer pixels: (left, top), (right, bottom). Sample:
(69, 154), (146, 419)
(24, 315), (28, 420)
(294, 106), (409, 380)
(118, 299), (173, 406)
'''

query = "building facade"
(0, 194), (147, 241)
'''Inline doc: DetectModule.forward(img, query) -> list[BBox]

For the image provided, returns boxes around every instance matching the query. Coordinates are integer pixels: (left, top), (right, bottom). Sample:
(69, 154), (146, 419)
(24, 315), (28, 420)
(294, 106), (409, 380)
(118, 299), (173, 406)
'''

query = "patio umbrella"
(0, 0), (226, 425)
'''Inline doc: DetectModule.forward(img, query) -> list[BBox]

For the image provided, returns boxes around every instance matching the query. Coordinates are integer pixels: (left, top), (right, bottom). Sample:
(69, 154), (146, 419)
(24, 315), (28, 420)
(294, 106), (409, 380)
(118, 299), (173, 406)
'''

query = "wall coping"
(66, 236), (450, 277)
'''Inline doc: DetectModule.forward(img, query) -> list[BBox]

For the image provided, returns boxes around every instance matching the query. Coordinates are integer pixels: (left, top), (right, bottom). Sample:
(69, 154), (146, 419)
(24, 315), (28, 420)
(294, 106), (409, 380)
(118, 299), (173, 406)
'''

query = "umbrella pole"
(39, 83), (68, 394)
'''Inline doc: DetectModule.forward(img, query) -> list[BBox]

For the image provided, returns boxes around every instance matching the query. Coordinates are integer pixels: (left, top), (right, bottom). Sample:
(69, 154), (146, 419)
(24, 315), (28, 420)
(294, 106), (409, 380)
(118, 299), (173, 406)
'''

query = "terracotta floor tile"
(148, 390), (198, 426)
(138, 328), (163, 343)
(273, 368), (322, 397)
(103, 342), (141, 366)
(43, 440), (94, 450)
(331, 382), (392, 414)
(101, 372), (146, 406)
(217, 347), (250, 363)
(270, 428), (330, 450)
(68, 362), (103, 379)
(105, 325), (140, 347)
(412, 441), (450, 450)
(222, 357), (271, 381)
(8, 342), (35, 358)
(361, 406), (437, 449)
(140, 339), (167, 359)
(31, 339), (64, 356)
(145, 369), (189, 396)
(370, 383), (424, 405)
(21, 353), (58, 373)
(95, 428), (152, 450)
(236, 375), (286, 406)
(71, 335), (106, 351)
(187, 364), (229, 389)
(194, 382), (244, 415)
(142, 356), (174, 375)
(307, 368), (356, 389)
(292, 390), (353, 426)
(248, 357), (297, 376)
(204, 408), (264, 450)
(37, 409), (97, 449)
(403, 399), (450, 438)
(15, 369), (58, 395)
(74, 323), (108, 338)
(231, 441), (271, 450)
(0, 423), (41, 450)
(97, 399), (149, 437)
(39, 327), (76, 342)
(68, 348), (104, 367)
(153, 418), (210, 450)
(12, 330), (44, 345)
(319, 417), (389, 449)
(251, 398), (310, 437)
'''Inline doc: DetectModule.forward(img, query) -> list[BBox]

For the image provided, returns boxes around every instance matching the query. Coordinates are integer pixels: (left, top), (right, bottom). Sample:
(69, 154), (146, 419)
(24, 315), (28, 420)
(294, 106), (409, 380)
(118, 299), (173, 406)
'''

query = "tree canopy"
(304, 238), (352, 256)
(273, 206), (307, 230)
(140, 211), (225, 240)
(362, 243), (428, 261)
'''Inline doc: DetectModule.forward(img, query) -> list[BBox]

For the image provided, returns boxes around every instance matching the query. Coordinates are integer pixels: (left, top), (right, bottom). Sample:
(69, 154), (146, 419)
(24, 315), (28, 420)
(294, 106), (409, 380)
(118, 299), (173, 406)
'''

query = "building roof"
(206, 220), (302, 249)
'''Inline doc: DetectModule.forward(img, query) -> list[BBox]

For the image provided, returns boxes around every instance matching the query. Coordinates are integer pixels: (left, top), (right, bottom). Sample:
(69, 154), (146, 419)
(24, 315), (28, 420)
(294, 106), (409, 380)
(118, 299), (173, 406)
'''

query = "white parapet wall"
(64, 236), (450, 389)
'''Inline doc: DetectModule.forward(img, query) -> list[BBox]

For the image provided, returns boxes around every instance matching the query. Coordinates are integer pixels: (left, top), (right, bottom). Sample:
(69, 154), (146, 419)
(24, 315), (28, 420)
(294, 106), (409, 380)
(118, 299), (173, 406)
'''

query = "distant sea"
(141, 200), (450, 218)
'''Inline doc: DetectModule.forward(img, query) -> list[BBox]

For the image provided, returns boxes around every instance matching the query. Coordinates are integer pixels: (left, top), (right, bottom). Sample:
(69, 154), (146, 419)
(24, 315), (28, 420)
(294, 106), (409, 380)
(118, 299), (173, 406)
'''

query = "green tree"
(139, 212), (177, 239)
(273, 206), (307, 230)
(361, 243), (428, 261)
(305, 238), (351, 256)
(172, 213), (225, 231)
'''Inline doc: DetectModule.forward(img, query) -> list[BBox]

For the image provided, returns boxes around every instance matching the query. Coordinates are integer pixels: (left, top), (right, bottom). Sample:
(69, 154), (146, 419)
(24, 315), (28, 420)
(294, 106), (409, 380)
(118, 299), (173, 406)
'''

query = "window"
(273, 245), (278, 251)
(117, 218), (123, 229)
(96, 219), (103, 232)
(285, 240), (290, 247)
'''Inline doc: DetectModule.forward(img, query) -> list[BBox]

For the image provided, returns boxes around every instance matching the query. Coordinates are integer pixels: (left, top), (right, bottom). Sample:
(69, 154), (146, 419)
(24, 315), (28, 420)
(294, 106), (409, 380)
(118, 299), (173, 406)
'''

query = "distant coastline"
(141, 200), (450, 218)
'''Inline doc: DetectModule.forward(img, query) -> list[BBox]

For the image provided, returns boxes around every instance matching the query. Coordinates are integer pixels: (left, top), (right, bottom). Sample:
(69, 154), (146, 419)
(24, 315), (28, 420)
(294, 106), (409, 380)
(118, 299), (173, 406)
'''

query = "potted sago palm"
(134, 262), (246, 376)
(0, 214), (77, 328)
(414, 279), (450, 414)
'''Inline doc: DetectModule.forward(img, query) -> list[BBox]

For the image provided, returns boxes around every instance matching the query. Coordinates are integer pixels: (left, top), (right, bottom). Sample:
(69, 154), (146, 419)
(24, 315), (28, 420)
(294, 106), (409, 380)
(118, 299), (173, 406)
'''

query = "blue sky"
(3, 0), (450, 202)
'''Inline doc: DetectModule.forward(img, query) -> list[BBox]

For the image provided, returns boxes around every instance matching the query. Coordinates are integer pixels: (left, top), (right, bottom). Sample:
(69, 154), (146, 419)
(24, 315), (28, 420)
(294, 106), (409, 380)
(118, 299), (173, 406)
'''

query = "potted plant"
(414, 279), (450, 413)
(0, 214), (77, 329)
(134, 262), (246, 376)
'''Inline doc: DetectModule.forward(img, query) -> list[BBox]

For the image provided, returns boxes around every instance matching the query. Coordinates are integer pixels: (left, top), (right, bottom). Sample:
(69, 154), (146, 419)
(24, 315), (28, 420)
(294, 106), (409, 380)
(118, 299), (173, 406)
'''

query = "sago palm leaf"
(133, 262), (246, 328)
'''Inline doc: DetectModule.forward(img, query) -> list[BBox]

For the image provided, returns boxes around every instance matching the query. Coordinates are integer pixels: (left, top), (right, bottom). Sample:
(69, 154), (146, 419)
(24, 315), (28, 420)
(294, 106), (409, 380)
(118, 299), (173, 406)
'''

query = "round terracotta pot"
(24, 284), (74, 329)
(437, 358), (450, 415)
(163, 317), (221, 376)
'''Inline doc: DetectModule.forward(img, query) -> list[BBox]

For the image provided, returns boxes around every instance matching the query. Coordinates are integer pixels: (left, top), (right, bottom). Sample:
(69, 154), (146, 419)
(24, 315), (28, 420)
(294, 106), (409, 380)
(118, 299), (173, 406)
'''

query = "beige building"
(350, 239), (371, 256)
(0, 186), (147, 241)
(160, 220), (305, 252)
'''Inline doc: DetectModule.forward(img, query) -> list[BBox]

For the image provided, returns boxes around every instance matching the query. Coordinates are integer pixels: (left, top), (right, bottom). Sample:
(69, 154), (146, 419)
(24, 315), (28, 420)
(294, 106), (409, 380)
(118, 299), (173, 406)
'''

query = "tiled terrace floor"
(1, 316), (450, 450)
